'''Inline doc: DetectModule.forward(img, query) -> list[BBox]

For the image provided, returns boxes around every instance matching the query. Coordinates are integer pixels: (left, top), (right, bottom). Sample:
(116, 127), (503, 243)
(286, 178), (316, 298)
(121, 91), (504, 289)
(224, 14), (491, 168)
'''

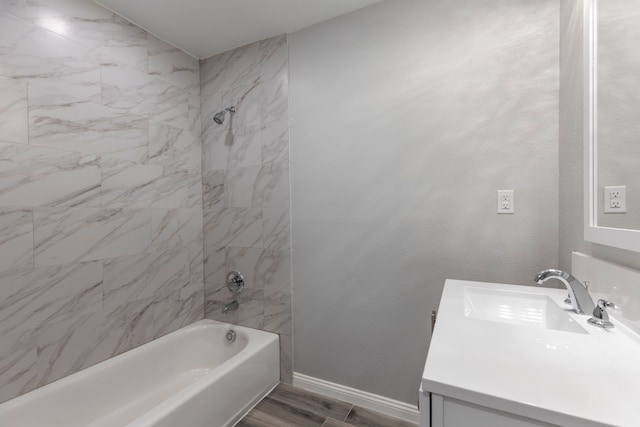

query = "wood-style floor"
(237, 383), (417, 427)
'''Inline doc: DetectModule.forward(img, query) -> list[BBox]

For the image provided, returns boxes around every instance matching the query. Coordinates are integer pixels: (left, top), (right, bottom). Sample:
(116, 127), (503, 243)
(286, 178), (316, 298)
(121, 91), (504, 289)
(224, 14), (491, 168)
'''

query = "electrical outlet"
(497, 190), (514, 214)
(604, 186), (626, 213)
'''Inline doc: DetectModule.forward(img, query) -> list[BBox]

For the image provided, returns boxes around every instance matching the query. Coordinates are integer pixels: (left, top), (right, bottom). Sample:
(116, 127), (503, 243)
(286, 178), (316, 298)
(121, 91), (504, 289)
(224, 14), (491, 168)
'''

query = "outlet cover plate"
(604, 186), (627, 213)
(497, 190), (514, 214)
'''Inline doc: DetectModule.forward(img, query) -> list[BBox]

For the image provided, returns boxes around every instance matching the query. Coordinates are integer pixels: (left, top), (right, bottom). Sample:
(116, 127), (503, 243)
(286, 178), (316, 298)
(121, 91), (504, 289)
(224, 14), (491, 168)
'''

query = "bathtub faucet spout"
(222, 300), (239, 314)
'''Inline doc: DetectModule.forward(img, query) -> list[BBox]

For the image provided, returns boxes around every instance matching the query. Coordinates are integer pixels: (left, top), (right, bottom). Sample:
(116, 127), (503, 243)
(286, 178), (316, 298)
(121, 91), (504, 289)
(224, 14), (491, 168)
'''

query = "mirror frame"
(583, 0), (640, 252)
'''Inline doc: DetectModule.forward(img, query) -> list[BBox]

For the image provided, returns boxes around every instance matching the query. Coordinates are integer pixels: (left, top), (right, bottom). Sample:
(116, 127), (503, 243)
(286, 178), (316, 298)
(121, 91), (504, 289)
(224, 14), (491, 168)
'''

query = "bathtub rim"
(127, 320), (280, 426)
(0, 319), (280, 422)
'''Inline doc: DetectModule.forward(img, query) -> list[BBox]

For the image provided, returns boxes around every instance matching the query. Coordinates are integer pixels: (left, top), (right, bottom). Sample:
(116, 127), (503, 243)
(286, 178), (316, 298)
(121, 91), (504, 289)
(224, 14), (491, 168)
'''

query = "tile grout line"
(342, 404), (355, 422)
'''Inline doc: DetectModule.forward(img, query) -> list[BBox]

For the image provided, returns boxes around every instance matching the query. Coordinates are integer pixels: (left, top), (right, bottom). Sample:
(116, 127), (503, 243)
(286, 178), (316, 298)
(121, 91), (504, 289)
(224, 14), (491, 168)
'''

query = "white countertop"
(422, 279), (640, 427)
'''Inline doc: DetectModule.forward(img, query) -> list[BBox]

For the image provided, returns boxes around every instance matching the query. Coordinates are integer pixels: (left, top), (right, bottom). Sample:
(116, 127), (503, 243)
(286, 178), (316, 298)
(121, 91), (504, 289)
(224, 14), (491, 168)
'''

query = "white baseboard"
(292, 372), (420, 425)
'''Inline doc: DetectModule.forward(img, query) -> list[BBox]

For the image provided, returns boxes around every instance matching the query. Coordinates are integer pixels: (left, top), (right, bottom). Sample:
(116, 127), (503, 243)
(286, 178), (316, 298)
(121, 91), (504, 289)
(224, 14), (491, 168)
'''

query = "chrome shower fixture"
(213, 106), (236, 124)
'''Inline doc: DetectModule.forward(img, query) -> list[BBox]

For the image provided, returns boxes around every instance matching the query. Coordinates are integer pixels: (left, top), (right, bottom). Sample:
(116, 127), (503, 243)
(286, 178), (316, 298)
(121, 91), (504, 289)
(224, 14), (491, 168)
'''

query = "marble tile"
(260, 248), (291, 335)
(258, 34), (288, 83)
(0, 0), (26, 17)
(262, 247), (291, 292)
(151, 208), (202, 252)
(204, 245), (225, 285)
(223, 247), (265, 289)
(147, 33), (199, 91)
(261, 73), (288, 124)
(224, 166), (261, 208)
(103, 249), (190, 311)
(263, 290), (291, 335)
(0, 261), (102, 336)
(203, 170), (225, 210)
(27, 76), (100, 107)
(203, 124), (262, 171)
(0, 208), (33, 272)
(35, 297), (154, 386)
(97, 15), (147, 71)
(33, 207), (151, 266)
(0, 77), (27, 144)
(0, 141), (101, 207)
(101, 59), (189, 129)
(20, 0), (148, 70)
(223, 247), (290, 290)
(205, 284), (263, 329)
(345, 406), (417, 427)
(269, 383), (352, 421)
(186, 167), (203, 208)
(152, 281), (204, 338)
(222, 81), (263, 127)
(263, 207), (290, 251)
(101, 157), (188, 209)
(0, 13), (101, 95)
(187, 90), (202, 135)
(204, 207), (263, 249)
(188, 245), (204, 286)
(200, 90), (222, 138)
(222, 163), (289, 209)
(262, 116), (289, 165)
(279, 334), (293, 384)
(28, 101), (148, 163)
(200, 40), (260, 98)
(256, 163), (290, 208)
(148, 122), (201, 171)
(0, 329), (36, 404)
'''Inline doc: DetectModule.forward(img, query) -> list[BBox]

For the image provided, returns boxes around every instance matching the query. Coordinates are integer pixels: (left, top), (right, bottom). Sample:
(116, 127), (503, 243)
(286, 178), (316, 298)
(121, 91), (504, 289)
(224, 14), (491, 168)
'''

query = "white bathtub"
(0, 319), (280, 427)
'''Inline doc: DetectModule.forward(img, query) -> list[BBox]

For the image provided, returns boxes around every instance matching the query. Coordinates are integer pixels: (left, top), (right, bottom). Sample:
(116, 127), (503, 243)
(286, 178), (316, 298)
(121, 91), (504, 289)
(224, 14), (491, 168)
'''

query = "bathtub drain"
(226, 330), (236, 342)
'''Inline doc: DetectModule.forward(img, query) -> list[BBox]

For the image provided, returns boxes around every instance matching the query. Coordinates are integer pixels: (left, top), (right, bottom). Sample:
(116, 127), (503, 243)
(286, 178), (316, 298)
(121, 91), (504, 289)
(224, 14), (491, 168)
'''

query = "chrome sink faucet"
(534, 269), (596, 315)
(588, 299), (615, 328)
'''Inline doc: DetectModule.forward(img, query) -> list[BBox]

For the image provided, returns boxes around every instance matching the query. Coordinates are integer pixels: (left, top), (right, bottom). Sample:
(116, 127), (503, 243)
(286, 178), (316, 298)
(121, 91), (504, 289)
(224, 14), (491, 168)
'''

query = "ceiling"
(95, 0), (384, 59)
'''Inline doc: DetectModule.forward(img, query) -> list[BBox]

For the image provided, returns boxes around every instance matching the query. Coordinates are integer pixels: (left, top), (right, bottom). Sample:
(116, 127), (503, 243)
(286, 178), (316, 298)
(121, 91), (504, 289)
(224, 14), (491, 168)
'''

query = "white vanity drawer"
(429, 394), (557, 427)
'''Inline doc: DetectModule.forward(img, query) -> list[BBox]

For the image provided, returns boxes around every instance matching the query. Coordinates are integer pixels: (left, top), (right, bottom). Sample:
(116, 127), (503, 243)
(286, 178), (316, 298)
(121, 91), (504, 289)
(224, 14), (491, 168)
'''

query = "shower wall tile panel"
(28, 101), (149, 163)
(0, 261), (103, 337)
(201, 34), (293, 382)
(147, 33), (200, 92)
(33, 208), (152, 266)
(0, 208), (34, 273)
(0, 142), (102, 208)
(0, 78), (28, 144)
(0, 330), (36, 403)
(0, 0), (203, 403)
(35, 296), (155, 387)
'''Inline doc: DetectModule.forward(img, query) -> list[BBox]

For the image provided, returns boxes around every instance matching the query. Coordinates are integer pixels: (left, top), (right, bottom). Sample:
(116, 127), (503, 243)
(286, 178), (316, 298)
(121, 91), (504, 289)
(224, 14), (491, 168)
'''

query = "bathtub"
(0, 319), (280, 427)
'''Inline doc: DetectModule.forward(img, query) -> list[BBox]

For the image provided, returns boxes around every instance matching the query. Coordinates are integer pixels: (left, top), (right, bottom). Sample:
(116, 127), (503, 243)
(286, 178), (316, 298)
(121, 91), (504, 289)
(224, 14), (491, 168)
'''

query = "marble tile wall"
(200, 35), (293, 382)
(0, 0), (203, 403)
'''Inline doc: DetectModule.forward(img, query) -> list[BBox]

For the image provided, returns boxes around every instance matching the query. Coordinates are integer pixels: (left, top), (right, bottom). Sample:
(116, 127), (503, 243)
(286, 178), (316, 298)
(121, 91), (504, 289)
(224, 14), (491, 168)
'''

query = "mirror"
(596, 0), (640, 230)
(584, 0), (640, 251)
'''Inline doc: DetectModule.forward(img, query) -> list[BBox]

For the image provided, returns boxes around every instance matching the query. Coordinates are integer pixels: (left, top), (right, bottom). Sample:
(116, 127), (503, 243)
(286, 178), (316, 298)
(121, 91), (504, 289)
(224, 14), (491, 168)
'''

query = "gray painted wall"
(559, 0), (640, 272)
(290, 0), (559, 404)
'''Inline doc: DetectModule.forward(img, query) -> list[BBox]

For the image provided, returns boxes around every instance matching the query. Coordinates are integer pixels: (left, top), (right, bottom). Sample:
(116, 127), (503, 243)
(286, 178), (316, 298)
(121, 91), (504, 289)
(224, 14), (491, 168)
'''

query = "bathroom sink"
(463, 287), (587, 334)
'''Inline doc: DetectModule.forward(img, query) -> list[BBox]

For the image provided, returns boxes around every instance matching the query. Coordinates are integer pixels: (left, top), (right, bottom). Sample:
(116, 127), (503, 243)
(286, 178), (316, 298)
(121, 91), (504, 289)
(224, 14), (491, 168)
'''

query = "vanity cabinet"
(421, 390), (555, 427)
(421, 279), (640, 427)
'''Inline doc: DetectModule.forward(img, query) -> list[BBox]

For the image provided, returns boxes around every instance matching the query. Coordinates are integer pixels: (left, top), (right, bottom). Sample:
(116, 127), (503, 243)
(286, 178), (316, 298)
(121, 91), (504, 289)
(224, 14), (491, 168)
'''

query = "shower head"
(213, 106), (236, 125)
